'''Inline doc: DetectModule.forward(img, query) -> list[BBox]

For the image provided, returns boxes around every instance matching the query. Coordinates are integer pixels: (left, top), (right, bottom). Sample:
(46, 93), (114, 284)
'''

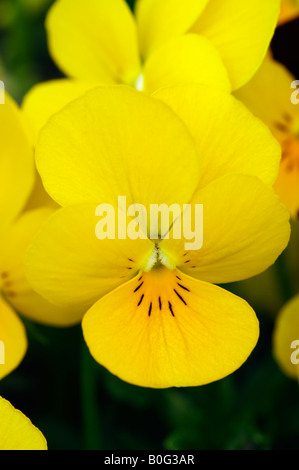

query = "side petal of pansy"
(153, 84), (282, 188)
(35, 86), (201, 210)
(161, 173), (290, 285)
(273, 294), (299, 380)
(235, 58), (299, 219)
(135, 0), (209, 59)
(46, 0), (141, 85)
(25, 203), (154, 311)
(142, 33), (231, 94)
(0, 208), (84, 326)
(0, 93), (35, 236)
(0, 397), (47, 450)
(189, 0), (280, 90)
(0, 296), (27, 380)
(82, 268), (259, 388)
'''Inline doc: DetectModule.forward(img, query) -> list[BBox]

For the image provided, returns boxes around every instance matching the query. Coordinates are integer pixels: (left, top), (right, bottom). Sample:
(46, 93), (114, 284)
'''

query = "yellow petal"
(135, 0), (209, 59)
(36, 86), (201, 209)
(161, 174), (290, 284)
(0, 397), (47, 450)
(279, 0), (299, 25)
(0, 93), (35, 234)
(190, 0), (280, 90)
(22, 79), (99, 144)
(0, 296), (27, 380)
(46, 0), (141, 84)
(0, 208), (83, 326)
(25, 203), (154, 311)
(154, 84), (281, 187)
(82, 267), (259, 388)
(143, 33), (231, 93)
(273, 295), (299, 380)
(234, 58), (297, 134)
(274, 155), (299, 220)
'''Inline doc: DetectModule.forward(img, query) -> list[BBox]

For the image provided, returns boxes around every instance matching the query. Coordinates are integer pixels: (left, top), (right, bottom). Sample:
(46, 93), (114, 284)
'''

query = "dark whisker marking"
(138, 294), (144, 307)
(273, 121), (288, 132)
(184, 260), (190, 264)
(138, 276), (143, 281)
(1, 272), (9, 279)
(134, 282), (144, 293)
(128, 258), (134, 262)
(176, 275), (182, 281)
(159, 296), (162, 310)
(168, 301), (175, 317)
(148, 302), (152, 317)
(174, 289), (187, 305)
(177, 283), (190, 292)
(126, 267), (133, 270)
(283, 113), (293, 123)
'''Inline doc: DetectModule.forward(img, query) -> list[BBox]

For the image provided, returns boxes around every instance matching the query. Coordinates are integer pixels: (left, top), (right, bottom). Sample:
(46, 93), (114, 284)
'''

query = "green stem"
(80, 340), (103, 450)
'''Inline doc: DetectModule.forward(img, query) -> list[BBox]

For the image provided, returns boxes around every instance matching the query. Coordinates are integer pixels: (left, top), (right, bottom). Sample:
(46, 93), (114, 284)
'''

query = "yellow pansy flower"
(235, 58), (299, 220)
(278, 0), (299, 25)
(0, 396), (47, 450)
(25, 85), (290, 388)
(0, 94), (84, 380)
(22, 0), (280, 140)
(273, 295), (299, 380)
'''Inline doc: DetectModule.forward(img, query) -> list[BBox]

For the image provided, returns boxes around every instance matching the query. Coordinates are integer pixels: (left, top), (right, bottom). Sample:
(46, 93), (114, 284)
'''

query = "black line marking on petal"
(134, 282), (144, 293)
(138, 275), (143, 281)
(177, 283), (190, 292)
(138, 294), (144, 307)
(168, 301), (175, 317)
(176, 275), (181, 281)
(174, 289), (187, 305)
(148, 302), (152, 317)
(159, 297), (162, 310)
(128, 258), (134, 262)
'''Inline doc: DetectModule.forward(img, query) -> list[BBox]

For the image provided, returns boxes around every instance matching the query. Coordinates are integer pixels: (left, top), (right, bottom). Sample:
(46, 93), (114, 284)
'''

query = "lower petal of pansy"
(143, 34), (231, 93)
(0, 296), (27, 380)
(0, 397), (47, 450)
(25, 203), (154, 311)
(161, 174), (290, 285)
(82, 267), (259, 388)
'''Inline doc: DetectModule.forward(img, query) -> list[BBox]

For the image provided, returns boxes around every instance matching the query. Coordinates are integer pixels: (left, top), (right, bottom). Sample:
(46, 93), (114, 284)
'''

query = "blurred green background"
(0, 0), (299, 450)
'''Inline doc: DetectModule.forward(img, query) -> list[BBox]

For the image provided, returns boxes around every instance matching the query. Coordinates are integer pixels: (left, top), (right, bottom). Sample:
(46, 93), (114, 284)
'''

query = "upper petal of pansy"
(135, 0), (209, 59)
(36, 86), (201, 211)
(0, 296), (27, 380)
(46, 0), (141, 84)
(143, 34), (231, 94)
(22, 79), (99, 144)
(0, 93), (35, 235)
(0, 397), (47, 450)
(0, 208), (84, 326)
(153, 84), (281, 188)
(25, 203), (154, 311)
(189, 0), (280, 90)
(82, 267), (259, 388)
(273, 295), (299, 380)
(161, 174), (290, 285)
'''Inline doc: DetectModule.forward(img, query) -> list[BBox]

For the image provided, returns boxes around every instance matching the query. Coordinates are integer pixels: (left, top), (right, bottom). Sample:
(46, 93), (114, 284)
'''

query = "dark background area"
(0, 0), (298, 450)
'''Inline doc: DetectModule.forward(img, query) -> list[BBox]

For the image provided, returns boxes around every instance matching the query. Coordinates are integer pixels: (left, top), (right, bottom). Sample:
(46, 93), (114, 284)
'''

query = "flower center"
(143, 241), (176, 272)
